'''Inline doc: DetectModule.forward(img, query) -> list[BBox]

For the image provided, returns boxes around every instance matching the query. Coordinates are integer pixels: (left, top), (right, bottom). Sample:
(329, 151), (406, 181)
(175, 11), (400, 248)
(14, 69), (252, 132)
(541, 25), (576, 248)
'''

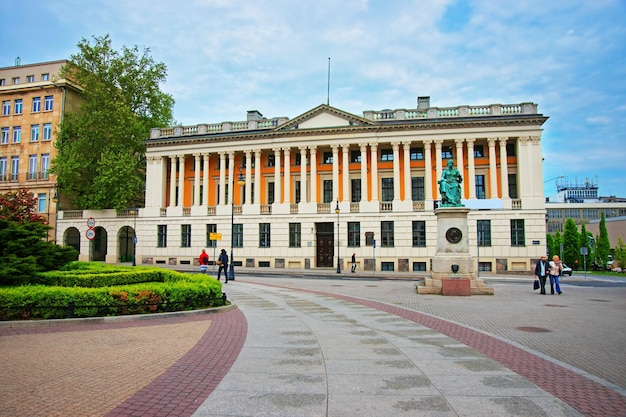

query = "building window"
(27, 75), (35, 83)
(510, 219), (525, 247)
(381, 262), (395, 271)
(0, 79), (5, 86)
(267, 154), (275, 167)
(181, 224), (191, 247)
(323, 180), (333, 203)
(295, 180), (301, 203)
(506, 143), (516, 156)
(289, 223), (301, 248)
(350, 150), (361, 162)
(477, 220), (491, 246)
(381, 221), (394, 247)
(28, 155), (37, 180)
(381, 178), (394, 202)
(41, 73), (49, 81)
(233, 224), (243, 248)
(31, 125), (40, 142)
(412, 221), (426, 247)
(32, 97), (41, 113)
(507, 174), (517, 199)
(294, 153), (302, 166)
(44, 95), (53, 111)
(206, 224), (217, 248)
(37, 193), (46, 212)
(10, 156), (19, 181)
(42, 123), (51, 141)
(347, 222), (360, 247)
(2, 100), (10, 115)
(380, 149), (393, 161)
(351, 179), (361, 202)
(411, 177), (425, 201)
(157, 225), (167, 248)
(259, 223), (271, 247)
(41, 154), (50, 179)
(12, 77), (20, 85)
(12, 126), (21, 143)
(479, 262), (492, 272)
(412, 262), (427, 272)
(0, 157), (6, 181)
(442, 146), (453, 159)
(1, 127), (8, 144)
(475, 175), (486, 199)
(323, 152), (333, 164)
(410, 147), (424, 160)
(267, 182), (275, 204)
(474, 144), (485, 158)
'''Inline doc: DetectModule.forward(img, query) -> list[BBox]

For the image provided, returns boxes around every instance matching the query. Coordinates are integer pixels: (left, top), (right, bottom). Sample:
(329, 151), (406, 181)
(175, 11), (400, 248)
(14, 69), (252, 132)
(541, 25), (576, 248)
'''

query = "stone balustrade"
(363, 103), (537, 121)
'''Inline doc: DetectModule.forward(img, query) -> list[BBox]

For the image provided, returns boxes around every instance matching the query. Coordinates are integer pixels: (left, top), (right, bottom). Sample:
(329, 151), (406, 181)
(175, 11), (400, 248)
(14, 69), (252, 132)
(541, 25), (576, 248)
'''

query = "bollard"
(67, 301), (75, 318)
(222, 292), (227, 305)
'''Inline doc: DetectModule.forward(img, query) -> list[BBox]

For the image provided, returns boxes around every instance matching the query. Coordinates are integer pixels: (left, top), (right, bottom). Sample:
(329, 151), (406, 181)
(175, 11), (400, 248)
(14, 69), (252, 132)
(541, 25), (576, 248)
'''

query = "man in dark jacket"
(534, 255), (549, 294)
(217, 249), (229, 283)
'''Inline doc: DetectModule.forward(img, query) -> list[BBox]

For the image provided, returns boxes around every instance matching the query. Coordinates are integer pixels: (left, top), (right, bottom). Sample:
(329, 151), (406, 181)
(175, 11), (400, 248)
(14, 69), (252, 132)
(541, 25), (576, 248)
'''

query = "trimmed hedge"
(0, 262), (224, 320)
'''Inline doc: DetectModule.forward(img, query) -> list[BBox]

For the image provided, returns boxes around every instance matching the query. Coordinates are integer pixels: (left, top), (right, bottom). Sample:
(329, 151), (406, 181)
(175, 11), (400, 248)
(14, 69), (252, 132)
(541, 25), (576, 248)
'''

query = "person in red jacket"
(198, 249), (209, 273)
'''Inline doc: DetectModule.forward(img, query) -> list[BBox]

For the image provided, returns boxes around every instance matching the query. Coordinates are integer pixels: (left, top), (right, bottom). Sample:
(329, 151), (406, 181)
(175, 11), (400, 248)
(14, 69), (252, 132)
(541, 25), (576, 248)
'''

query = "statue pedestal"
(417, 208), (494, 296)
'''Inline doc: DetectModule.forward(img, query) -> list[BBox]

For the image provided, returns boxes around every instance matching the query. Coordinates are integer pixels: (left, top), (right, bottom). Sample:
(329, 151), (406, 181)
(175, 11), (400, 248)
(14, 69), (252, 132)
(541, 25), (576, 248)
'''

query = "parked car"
(561, 264), (572, 276)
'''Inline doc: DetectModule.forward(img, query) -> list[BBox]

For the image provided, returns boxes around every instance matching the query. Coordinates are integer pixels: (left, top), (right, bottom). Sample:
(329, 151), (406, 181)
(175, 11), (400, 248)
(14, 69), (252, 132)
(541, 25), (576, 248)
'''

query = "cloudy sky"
(3, 0), (625, 197)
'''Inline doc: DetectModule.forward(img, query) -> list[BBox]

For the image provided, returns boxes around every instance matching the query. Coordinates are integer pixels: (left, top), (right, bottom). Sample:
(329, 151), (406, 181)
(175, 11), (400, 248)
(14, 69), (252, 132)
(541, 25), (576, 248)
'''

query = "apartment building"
(0, 58), (81, 241)
(56, 97), (549, 274)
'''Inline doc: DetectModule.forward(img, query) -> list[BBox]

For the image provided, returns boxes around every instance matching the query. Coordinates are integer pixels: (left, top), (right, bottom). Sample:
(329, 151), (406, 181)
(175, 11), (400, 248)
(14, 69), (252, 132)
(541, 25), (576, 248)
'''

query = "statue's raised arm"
(438, 159), (464, 207)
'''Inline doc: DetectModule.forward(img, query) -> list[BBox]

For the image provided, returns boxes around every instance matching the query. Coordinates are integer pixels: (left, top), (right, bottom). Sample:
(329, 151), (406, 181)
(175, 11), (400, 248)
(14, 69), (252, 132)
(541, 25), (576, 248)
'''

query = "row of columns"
(159, 137), (528, 208)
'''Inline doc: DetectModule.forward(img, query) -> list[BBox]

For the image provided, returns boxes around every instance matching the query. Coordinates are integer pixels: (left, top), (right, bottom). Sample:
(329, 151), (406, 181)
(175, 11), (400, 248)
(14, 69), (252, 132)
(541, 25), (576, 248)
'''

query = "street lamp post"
(335, 200), (341, 273)
(132, 208), (137, 266)
(229, 167), (245, 280)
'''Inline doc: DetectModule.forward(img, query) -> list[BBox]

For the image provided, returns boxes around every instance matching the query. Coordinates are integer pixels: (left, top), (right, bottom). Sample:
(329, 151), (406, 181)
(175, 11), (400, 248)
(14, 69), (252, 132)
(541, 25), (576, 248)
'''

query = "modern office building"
(0, 58), (81, 241)
(56, 97), (550, 274)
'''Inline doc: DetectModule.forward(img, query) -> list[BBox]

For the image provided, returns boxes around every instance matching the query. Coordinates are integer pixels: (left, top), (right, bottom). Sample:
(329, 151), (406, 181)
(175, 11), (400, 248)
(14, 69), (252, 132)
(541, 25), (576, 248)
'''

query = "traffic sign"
(87, 217), (96, 229)
(210, 232), (222, 240)
(86, 229), (96, 240)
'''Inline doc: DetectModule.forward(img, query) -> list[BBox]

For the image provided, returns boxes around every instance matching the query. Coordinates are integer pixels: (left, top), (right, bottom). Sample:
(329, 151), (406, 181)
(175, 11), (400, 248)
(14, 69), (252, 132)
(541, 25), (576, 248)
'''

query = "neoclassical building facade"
(56, 97), (549, 273)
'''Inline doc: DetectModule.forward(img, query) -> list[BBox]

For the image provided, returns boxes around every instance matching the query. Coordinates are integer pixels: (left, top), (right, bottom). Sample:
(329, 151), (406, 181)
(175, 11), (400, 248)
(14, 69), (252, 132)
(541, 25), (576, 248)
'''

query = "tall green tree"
(595, 212), (611, 267)
(562, 218), (579, 267)
(550, 230), (563, 259)
(52, 34), (175, 209)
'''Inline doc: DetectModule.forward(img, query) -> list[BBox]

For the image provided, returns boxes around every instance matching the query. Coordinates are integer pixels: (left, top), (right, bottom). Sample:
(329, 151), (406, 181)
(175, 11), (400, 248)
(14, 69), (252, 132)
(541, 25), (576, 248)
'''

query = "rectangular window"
(266, 154), (275, 167)
(259, 223), (271, 247)
(267, 181), (275, 204)
(295, 180), (301, 203)
(181, 224), (192, 247)
(508, 174), (518, 199)
(347, 222), (360, 247)
(380, 149), (393, 161)
(12, 77), (20, 85)
(474, 144), (485, 158)
(37, 193), (46, 212)
(381, 178), (394, 202)
(2, 100), (10, 115)
(14, 99), (22, 114)
(294, 153), (302, 166)
(510, 219), (525, 247)
(32, 97), (41, 113)
(44, 95), (53, 111)
(442, 146), (453, 159)
(351, 178), (361, 202)
(157, 225), (167, 248)
(0, 157), (6, 181)
(477, 220), (492, 246)
(475, 175), (486, 199)
(289, 223), (301, 248)
(28, 155), (37, 180)
(323, 152), (333, 164)
(232, 224), (243, 248)
(323, 180), (333, 203)
(206, 224), (217, 247)
(381, 262), (395, 271)
(0, 79), (5, 86)
(1, 127), (8, 144)
(12, 126), (21, 143)
(506, 143), (516, 156)
(410, 147), (424, 160)
(43, 123), (52, 141)
(41, 154), (50, 179)
(411, 177), (425, 201)
(412, 221), (426, 247)
(10, 156), (19, 181)
(27, 75), (35, 83)
(41, 73), (50, 81)
(31, 124), (40, 142)
(413, 262), (427, 272)
(350, 150), (361, 163)
(381, 221), (394, 247)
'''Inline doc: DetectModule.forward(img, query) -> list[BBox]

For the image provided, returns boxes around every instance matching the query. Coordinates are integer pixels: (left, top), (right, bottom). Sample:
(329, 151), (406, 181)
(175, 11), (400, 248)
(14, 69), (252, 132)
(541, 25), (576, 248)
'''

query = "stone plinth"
(442, 278), (471, 296)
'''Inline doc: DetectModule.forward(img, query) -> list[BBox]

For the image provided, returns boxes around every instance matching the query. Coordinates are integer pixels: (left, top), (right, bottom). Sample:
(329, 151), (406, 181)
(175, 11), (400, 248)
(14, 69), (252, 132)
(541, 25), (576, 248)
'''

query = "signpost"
(580, 246), (589, 279)
(86, 218), (96, 262)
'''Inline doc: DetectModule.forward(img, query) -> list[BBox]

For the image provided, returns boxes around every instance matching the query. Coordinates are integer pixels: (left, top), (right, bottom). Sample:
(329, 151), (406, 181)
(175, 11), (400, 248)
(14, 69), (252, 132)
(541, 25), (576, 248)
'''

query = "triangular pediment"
(275, 104), (376, 131)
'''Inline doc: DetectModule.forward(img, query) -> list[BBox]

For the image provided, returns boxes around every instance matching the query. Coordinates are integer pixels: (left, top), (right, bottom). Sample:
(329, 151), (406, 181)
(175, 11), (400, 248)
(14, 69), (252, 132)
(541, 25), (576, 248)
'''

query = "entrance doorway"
(316, 222), (334, 267)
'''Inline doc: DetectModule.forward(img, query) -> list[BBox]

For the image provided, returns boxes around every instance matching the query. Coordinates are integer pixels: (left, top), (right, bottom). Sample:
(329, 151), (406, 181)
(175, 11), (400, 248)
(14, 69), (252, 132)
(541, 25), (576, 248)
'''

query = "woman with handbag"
(217, 248), (229, 283)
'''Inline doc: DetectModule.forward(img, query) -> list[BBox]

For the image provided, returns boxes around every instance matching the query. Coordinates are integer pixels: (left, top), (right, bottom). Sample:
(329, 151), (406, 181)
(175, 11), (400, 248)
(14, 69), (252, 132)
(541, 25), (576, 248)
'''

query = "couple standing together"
(534, 255), (564, 295)
(198, 248), (230, 283)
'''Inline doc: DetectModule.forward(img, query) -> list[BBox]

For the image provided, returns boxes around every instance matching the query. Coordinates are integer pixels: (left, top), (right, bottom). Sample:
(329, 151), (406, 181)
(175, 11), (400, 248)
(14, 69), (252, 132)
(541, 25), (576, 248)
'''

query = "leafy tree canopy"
(52, 34), (175, 210)
(0, 189), (47, 224)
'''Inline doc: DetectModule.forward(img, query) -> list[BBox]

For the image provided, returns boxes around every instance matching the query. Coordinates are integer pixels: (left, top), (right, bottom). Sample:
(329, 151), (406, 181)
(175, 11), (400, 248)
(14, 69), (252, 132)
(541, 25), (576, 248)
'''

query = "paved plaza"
(0, 271), (625, 416)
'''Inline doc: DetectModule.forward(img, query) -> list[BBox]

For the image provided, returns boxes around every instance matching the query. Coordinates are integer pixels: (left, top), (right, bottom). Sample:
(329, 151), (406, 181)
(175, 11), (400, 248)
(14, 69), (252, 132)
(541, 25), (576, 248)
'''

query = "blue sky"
(3, 0), (625, 197)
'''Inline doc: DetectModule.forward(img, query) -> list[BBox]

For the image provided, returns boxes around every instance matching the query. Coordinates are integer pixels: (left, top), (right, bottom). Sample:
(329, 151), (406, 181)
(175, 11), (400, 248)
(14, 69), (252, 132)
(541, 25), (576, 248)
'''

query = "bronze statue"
(438, 159), (464, 207)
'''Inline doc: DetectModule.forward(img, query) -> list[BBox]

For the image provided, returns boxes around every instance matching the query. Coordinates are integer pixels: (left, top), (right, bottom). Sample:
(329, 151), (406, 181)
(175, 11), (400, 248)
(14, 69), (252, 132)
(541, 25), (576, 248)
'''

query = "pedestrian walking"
(351, 253), (357, 273)
(534, 255), (549, 294)
(198, 249), (209, 274)
(548, 255), (563, 295)
(217, 249), (229, 283)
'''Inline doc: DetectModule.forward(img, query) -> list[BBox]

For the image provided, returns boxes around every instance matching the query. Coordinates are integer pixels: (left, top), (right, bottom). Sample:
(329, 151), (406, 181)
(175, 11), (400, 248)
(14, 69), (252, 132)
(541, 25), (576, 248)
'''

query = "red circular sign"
(86, 229), (96, 240)
(87, 217), (96, 229)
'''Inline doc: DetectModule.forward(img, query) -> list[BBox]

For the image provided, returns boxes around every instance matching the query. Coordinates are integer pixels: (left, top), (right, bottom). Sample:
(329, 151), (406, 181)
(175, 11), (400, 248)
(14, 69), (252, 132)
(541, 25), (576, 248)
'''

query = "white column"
(331, 145), (339, 202)
(531, 136), (544, 200)
(359, 143), (368, 202)
(245, 150), (252, 205)
(466, 139), (476, 199)
(424, 141), (433, 202)
(202, 153), (210, 206)
(391, 142), (401, 202)
(455, 139), (465, 199)
(254, 149), (261, 204)
(342, 144), (350, 203)
(219, 152), (226, 205)
(169, 156), (176, 207)
(309, 147), (317, 203)
(283, 147), (291, 204)
(273, 148), (281, 203)
(299, 147), (308, 203)
(434, 140), (443, 200)
(177, 154), (185, 207)
(499, 137), (509, 199)
(228, 151), (235, 204)
(402, 142), (411, 202)
(370, 143), (378, 201)
(194, 153), (201, 206)
(488, 138), (498, 198)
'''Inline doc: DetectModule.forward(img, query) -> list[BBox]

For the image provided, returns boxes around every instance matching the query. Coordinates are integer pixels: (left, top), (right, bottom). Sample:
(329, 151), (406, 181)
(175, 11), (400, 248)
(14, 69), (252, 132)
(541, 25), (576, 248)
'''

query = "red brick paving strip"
(105, 307), (247, 417)
(259, 283), (626, 417)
